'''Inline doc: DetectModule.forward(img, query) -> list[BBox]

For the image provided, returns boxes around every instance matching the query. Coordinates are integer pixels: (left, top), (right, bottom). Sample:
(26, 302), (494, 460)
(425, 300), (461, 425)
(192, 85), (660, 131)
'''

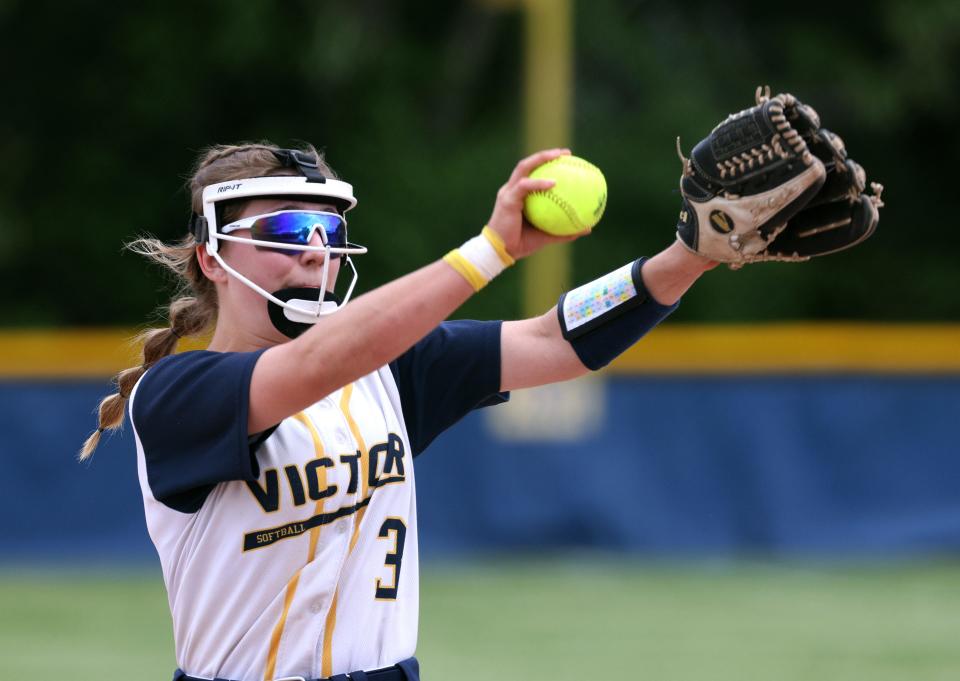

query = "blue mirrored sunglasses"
(220, 210), (348, 251)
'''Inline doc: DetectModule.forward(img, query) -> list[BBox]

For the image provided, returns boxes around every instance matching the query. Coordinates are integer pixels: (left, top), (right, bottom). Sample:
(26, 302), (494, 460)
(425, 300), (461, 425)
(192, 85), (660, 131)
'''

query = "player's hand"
(486, 148), (592, 260)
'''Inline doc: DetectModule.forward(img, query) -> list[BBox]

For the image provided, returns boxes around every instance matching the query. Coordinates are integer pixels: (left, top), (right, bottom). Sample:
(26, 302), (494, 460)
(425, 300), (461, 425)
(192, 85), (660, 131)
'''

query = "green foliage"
(1, 0), (957, 326)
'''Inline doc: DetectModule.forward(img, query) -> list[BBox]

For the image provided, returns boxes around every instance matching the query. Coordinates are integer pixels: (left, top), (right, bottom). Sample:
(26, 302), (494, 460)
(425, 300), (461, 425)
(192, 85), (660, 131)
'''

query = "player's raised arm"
(228, 148), (588, 434)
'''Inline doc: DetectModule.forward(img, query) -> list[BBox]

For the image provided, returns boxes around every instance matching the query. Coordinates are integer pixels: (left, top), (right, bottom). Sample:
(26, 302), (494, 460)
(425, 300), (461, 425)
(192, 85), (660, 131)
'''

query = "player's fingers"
(509, 148), (570, 184)
(514, 177), (555, 196)
(496, 178), (555, 210)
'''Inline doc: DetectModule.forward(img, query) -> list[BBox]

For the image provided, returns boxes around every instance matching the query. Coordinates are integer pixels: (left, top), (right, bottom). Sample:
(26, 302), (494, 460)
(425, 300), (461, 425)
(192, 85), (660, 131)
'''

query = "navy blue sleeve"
(564, 296), (679, 370)
(131, 349), (266, 512)
(389, 320), (508, 457)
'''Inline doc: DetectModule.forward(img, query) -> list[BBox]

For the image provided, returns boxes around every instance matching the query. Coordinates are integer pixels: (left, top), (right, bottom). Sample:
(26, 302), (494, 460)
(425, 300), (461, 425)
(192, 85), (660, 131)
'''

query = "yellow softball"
(523, 155), (607, 236)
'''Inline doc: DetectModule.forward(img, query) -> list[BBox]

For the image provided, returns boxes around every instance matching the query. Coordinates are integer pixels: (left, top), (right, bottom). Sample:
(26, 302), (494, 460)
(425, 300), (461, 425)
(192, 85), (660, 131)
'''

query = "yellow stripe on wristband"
(481, 226), (516, 267)
(443, 249), (489, 291)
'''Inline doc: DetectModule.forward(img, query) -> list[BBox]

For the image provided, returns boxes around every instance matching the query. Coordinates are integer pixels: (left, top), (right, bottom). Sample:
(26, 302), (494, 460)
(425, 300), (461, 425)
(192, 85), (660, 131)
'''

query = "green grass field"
(2, 558), (960, 681)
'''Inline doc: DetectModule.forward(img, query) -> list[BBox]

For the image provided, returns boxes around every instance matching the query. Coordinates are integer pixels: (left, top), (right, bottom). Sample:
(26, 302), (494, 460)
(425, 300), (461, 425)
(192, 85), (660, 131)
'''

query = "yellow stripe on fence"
(0, 325), (957, 378)
(0, 329), (207, 378)
(609, 323), (960, 374)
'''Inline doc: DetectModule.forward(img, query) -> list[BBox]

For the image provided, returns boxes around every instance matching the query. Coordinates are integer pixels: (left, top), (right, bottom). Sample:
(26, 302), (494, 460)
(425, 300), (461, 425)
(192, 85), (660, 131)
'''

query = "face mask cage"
(189, 174), (367, 321)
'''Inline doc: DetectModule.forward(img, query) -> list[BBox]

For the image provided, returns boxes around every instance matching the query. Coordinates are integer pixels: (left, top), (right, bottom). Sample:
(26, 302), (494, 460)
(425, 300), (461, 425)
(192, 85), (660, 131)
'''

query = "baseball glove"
(676, 87), (883, 267)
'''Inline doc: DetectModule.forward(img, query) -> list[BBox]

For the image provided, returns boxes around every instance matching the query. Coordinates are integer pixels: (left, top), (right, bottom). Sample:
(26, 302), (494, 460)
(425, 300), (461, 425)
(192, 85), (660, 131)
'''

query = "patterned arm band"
(557, 257), (679, 370)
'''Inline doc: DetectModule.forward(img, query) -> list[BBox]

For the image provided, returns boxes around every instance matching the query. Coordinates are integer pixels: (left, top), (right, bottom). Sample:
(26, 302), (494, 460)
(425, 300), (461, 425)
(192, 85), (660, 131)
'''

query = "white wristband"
(443, 226), (515, 291)
(460, 233), (507, 280)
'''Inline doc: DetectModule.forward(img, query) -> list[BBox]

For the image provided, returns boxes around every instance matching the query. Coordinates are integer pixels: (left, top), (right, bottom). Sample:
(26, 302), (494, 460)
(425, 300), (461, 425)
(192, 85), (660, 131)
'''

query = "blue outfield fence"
(2, 375), (959, 561)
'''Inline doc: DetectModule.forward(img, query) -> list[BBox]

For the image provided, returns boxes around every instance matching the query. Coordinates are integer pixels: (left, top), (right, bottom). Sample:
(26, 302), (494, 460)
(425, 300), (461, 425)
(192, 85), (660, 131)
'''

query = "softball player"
(80, 142), (714, 681)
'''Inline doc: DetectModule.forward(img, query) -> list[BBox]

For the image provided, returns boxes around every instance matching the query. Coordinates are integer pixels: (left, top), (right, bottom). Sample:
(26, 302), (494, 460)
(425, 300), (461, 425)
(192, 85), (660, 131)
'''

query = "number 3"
(375, 517), (406, 600)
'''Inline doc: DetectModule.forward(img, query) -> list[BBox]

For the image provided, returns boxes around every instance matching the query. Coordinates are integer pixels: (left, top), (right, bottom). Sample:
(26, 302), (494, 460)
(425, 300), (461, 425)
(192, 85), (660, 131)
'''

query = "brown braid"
(78, 141), (340, 461)
(78, 279), (216, 461)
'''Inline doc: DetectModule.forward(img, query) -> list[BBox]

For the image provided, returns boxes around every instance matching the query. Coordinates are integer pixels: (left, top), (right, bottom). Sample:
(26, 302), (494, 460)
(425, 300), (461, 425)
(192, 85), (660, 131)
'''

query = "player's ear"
(196, 243), (229, 284)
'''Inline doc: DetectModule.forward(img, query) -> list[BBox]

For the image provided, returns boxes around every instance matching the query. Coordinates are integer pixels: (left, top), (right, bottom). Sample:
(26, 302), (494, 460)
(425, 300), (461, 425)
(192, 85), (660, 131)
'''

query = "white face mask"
(190, 176), (367, 336)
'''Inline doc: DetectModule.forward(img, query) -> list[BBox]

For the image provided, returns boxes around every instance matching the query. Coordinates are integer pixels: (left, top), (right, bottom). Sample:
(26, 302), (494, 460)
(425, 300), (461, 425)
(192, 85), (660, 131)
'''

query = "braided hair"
(79, 141), (338, 460)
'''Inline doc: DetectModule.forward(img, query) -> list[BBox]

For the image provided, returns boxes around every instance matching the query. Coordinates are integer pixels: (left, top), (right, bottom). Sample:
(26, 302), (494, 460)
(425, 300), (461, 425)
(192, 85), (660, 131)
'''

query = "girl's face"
(206, 197), (346, 345)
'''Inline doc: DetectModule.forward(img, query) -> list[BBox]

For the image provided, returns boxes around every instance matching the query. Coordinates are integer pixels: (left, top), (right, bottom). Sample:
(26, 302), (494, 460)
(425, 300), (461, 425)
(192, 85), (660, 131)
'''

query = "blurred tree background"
(1, 0), (957, 327)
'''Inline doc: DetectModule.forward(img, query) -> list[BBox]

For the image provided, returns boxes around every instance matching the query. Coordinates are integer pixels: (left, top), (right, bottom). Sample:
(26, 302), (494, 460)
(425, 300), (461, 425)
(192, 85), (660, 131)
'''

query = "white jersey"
(128, 321), (506, 681)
